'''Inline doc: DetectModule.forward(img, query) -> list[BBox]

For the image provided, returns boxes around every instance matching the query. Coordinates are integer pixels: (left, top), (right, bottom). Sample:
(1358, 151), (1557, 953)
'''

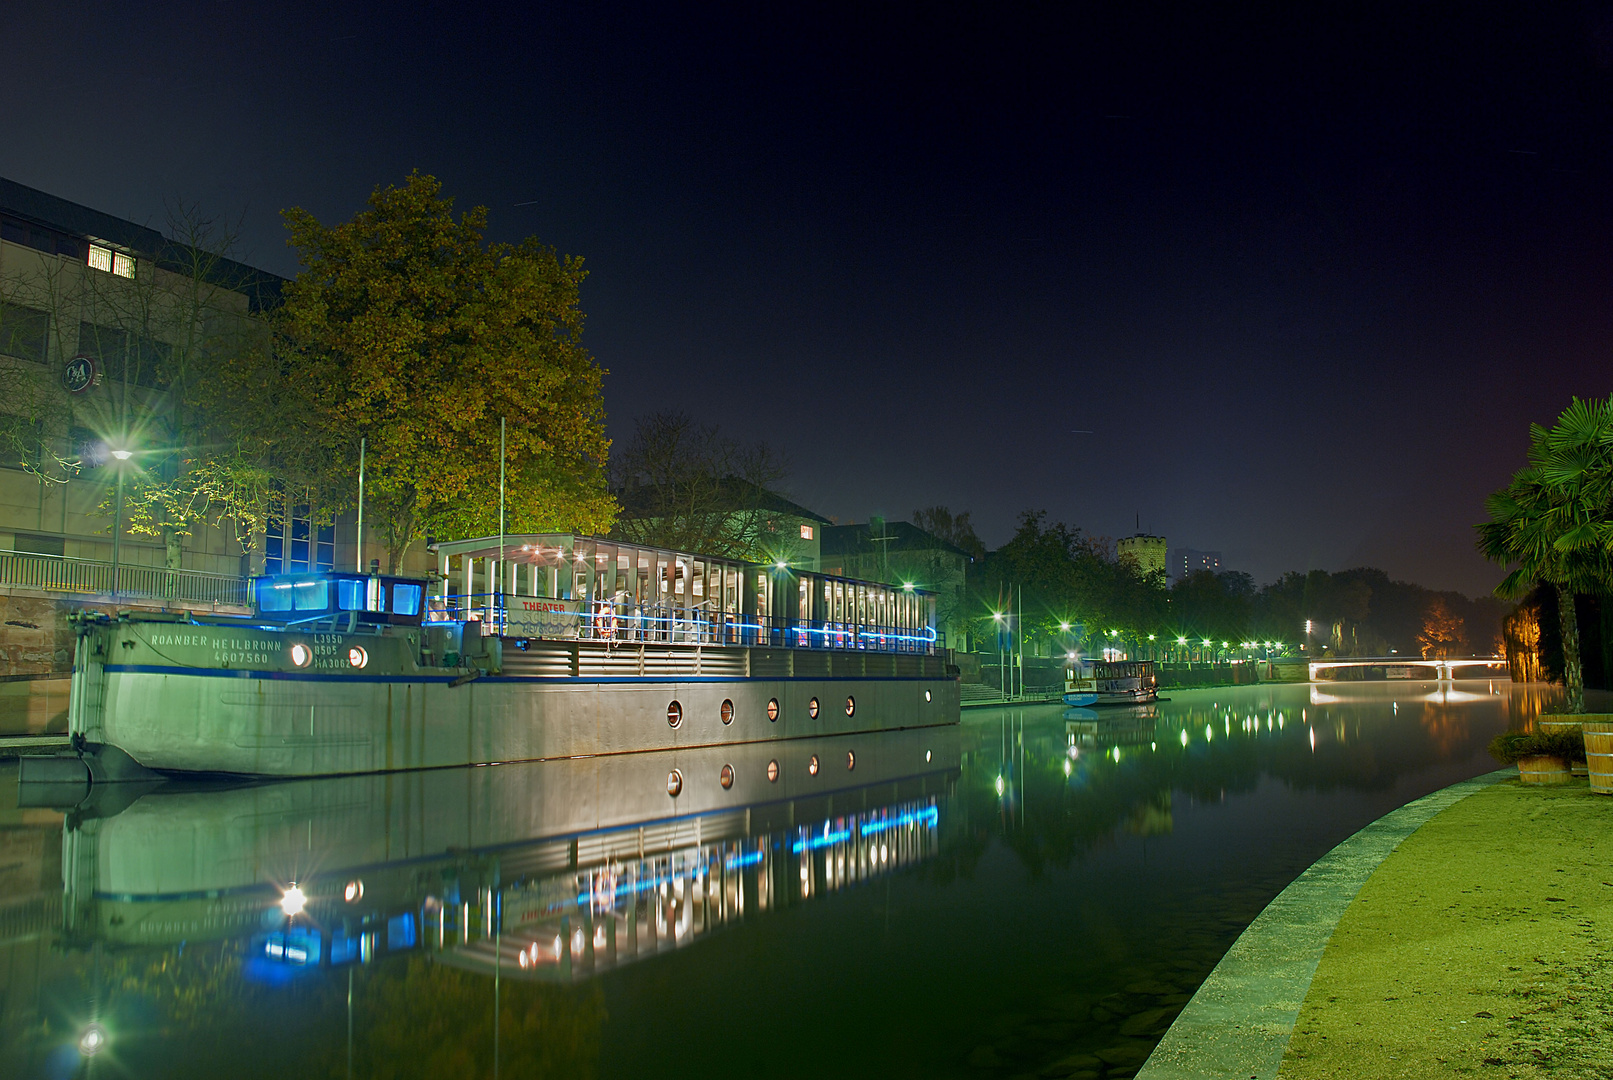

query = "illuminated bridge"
(1308, 657), (1508, 681)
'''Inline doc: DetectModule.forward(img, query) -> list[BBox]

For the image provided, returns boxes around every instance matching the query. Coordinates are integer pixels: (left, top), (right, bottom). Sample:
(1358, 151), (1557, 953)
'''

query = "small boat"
(1093, 660), (1158, 705)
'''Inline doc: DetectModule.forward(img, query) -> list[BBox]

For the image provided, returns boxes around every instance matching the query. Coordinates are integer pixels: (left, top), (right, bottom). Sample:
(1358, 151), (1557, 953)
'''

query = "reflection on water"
(0, 681), (1569, 1078)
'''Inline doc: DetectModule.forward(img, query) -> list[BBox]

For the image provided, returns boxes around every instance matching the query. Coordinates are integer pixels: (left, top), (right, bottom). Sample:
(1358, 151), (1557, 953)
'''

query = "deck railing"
(428, 594), (943, 655)
(0, 551), (250, 608)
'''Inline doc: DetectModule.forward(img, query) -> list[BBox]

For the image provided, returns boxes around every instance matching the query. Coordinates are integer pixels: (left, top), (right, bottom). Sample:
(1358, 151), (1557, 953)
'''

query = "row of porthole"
(669, 693), (887, 728)
(666, 750), (857, 796)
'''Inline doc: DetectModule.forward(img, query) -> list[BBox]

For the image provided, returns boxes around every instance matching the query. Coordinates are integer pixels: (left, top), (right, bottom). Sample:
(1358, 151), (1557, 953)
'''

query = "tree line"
(949, 509), (1504, 659)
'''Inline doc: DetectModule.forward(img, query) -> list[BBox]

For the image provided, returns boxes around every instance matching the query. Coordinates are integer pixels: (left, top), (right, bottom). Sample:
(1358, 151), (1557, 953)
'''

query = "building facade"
(1171, 547), (1222, 581)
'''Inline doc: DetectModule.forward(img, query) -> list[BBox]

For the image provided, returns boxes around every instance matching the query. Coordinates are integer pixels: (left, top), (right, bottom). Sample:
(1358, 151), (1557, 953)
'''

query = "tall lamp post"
(109, 447), (133, 600)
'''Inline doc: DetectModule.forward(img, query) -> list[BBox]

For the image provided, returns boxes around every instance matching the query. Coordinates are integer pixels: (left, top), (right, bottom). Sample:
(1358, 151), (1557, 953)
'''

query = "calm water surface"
(0, 680), (1566, 1078)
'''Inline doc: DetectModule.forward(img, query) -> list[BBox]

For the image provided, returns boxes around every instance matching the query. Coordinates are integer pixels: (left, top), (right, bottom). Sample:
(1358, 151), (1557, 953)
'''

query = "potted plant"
(1488, 729), (1587, 785)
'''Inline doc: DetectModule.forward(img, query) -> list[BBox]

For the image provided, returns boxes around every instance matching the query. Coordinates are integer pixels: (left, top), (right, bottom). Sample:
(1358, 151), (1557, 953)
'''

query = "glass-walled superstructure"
(430, 533), (940, 654)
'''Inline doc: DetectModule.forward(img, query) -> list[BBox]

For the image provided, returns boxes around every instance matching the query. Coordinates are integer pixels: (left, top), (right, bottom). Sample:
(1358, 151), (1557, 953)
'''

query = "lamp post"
(109, 448), (132, 600)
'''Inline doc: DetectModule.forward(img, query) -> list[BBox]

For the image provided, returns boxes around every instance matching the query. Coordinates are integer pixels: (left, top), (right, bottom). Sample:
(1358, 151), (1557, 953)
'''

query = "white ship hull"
(67, 616), (959, 777)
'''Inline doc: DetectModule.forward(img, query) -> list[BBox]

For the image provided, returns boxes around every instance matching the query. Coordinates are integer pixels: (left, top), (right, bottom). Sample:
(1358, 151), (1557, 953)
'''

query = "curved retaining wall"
(1135, 767), (1516, 1080)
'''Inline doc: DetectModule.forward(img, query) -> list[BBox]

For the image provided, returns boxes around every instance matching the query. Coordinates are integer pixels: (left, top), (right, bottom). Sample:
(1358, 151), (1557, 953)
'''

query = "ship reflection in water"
(56, 726), (958, 990)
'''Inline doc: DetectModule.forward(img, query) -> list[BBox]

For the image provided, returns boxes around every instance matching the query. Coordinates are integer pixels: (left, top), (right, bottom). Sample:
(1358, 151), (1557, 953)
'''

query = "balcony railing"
(428, 594), (942, 655)
(0, 551), (250, 608)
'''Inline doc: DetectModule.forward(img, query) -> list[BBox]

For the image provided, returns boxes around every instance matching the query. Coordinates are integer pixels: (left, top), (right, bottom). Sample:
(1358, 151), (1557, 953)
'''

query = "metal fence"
(429, 594), (943, 655)
(0, 551), (250, 607)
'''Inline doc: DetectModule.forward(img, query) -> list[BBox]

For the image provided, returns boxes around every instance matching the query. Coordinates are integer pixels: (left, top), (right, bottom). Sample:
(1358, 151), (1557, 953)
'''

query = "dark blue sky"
(4, 1), (1611, 595)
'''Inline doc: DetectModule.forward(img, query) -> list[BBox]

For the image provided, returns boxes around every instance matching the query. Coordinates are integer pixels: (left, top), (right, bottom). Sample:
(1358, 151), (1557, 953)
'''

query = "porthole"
(766, 759), (779, 782)
(720, 699), (734, 725)
(720, 763), (735, 789)
(348, 646), (369, 669)
(808, 754), (820, 776)
(766, 698), (780, 722)
(288, 643), (311, 668)
(845, 695), (855, 717)
(666, 769), (683, 797)
(344, 879), (364, 903)
(846, 750), (855, 770)
(667, 700), (683, 728)
(925, 689), (932, 703)
(808, 697), (820, 719)
(925, 749), (932, 762)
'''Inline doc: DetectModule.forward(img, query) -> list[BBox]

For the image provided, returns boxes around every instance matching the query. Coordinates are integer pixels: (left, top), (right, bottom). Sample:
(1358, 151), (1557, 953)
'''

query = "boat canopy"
(429, 533), (942, 653)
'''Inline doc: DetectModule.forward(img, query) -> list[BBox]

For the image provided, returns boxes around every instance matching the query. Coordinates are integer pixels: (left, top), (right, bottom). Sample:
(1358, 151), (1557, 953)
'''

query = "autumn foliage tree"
(1417, 596), (1465, 659)
(276, 172), (615, 570)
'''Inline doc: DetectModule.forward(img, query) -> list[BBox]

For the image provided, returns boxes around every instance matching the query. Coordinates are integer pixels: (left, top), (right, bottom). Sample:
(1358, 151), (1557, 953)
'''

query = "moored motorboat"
(1093, 660), (1158, 705)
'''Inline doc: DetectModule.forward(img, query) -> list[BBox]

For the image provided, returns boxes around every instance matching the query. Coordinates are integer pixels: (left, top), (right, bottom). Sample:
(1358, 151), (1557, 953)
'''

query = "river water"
(0, 680), (1558, 1079)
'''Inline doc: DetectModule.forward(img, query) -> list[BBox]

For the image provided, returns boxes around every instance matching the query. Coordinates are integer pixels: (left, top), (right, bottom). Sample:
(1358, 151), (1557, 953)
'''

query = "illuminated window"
(391, 583), (423, 616)
(265, 502), (334, 575)
(799, 524), (814, 540)
(88, 244), (112, 273)
(112, 251), (135, 278)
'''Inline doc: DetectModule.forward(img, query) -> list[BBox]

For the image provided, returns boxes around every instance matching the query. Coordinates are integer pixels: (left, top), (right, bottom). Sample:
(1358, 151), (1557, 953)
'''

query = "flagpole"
(356, 437), (365, 573)
(498, 417), (506, 612)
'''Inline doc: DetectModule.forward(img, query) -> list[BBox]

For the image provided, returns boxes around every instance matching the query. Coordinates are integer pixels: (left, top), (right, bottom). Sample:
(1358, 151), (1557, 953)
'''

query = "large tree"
(277, 172), (614, 570)
(1477, 395), (1613, 713)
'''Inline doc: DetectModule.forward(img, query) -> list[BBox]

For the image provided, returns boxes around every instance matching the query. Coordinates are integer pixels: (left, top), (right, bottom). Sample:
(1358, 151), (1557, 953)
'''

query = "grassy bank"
(1278, 780), (1611, 1079)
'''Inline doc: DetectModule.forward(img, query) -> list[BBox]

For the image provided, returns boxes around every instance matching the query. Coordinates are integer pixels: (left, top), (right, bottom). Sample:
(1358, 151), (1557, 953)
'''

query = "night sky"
(4, 2), (1611, 596)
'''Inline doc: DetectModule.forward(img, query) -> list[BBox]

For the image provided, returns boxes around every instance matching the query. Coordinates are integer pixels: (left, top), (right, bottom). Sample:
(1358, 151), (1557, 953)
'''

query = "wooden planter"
(1517, 755), (1574, 785)
(1583, 722), (1613, 795)
(1540, 717), (1592, 775)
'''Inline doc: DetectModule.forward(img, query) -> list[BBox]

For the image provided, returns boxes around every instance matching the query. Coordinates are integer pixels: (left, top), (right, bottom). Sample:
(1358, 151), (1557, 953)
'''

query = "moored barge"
(32, 533), (959, 781)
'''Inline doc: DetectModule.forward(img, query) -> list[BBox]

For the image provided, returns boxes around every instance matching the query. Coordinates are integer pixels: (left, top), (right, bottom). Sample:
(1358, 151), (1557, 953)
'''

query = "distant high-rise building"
(1117, 534), (1168, 579)
(1172, 548), (1222, 581)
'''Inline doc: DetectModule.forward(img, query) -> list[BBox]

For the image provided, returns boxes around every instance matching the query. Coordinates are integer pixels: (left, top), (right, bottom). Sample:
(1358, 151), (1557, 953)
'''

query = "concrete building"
(0, 177), (324, 690)
(1116, 533), (1167, 580)
(1171, 547), (1222, 581)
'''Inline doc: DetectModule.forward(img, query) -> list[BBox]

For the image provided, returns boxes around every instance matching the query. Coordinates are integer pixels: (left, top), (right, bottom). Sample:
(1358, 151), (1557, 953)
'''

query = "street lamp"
(108, 447), (133, 600)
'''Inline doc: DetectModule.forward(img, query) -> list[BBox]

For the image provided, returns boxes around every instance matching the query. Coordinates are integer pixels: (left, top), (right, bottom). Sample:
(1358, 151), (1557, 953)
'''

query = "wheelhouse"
(252, 572), (431, 627)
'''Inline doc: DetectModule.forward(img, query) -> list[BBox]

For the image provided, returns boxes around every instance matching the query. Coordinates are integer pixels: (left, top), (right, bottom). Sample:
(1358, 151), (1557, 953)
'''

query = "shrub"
(1488, 729), (1587, 765)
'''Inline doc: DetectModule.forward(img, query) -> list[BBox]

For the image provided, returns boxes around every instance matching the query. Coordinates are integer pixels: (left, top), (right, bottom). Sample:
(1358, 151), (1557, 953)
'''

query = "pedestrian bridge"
(1309, 657), (1508, 681)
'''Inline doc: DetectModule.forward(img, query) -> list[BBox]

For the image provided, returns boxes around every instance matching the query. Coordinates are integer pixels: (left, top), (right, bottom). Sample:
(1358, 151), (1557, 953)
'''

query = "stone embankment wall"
(0, 594), (80, 677)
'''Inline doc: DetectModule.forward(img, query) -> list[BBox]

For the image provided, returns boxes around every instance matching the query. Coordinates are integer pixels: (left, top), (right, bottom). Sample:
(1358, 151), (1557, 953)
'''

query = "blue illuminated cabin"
(252, 572), (431, 627)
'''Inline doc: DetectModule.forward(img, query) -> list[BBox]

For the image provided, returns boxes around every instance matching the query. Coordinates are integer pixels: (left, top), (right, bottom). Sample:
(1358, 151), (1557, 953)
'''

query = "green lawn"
(1279, 780), (1612, 1080)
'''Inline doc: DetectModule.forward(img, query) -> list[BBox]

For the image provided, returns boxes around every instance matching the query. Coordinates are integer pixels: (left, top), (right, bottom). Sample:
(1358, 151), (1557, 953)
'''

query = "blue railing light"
(790, 827), (853, 854)
(422, 598), (940, 655)
(859, 806), (940, 836)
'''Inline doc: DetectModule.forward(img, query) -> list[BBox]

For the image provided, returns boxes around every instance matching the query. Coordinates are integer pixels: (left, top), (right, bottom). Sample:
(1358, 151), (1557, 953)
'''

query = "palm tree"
(1477, 396), (1613, 714)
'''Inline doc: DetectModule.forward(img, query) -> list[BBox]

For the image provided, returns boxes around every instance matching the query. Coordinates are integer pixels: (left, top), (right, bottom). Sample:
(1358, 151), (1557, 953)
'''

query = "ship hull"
(69, 617), (959, 777)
